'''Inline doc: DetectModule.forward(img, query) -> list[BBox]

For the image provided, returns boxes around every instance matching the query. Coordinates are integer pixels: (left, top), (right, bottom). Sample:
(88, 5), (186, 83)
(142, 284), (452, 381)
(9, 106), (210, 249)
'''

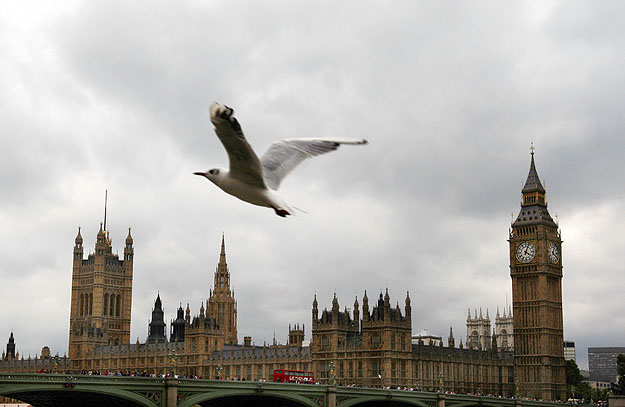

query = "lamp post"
(439, 372), (444, 393)
(328, 361), (336, 386)
(168, 350), (177, 377)
(52, 355), (60, 373)
(216, 364), (223, 380)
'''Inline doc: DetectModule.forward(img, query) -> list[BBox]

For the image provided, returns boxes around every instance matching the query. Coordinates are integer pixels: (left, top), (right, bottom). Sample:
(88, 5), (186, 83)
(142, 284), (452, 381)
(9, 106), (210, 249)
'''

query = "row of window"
(103, 294), (122, 317)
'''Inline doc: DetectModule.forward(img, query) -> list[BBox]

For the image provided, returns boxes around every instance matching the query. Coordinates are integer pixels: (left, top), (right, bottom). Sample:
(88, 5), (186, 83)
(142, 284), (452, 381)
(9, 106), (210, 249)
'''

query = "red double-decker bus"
(272, 369), (314, 384)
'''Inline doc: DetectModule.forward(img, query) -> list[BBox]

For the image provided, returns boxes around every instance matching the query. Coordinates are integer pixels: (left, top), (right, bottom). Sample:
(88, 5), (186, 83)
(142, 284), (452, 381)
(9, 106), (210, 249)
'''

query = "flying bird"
(194, 102), (368, 217)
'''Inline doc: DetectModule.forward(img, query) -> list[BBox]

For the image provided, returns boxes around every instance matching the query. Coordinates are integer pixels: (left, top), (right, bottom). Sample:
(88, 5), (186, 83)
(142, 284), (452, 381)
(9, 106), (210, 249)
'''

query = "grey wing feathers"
(210, 103), (266, 188)
(260, 138), (367, 190)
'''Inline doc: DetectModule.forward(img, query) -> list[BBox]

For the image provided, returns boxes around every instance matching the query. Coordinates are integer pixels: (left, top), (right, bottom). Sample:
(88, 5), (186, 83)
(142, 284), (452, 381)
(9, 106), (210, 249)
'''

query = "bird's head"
(194, 168), (226, 185)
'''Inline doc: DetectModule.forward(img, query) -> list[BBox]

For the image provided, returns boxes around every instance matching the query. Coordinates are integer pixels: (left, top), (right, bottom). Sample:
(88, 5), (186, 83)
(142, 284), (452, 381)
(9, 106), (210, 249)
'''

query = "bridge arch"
(446, 401), (515, 407)
(179, 388), (320, 407)
(340, 397), (432, 407)
(0, 383), (158, 407)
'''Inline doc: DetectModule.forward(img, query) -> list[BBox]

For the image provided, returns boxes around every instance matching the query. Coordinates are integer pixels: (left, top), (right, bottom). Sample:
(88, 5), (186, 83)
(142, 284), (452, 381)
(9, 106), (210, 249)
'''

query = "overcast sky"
(1, 0), (624, 371)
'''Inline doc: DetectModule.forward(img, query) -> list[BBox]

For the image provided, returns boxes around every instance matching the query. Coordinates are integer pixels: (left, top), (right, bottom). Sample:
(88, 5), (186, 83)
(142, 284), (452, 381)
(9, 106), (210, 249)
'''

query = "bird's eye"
(209, 169), (219, 175)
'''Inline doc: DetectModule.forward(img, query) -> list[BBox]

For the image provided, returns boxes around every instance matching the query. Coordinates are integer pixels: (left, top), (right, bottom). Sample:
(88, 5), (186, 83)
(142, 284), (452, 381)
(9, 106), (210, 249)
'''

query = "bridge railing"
(0, 373), (166, 385)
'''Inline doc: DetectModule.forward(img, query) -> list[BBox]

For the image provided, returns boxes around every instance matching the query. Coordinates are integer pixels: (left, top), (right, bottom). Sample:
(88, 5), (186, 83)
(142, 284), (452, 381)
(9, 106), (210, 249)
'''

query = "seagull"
(194, 102), (368, 217)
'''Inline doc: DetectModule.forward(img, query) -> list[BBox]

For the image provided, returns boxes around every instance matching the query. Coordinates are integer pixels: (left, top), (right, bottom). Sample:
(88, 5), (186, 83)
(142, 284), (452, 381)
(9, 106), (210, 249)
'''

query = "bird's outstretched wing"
(209, 102), (266, 188)
(260, 138), (367, 190)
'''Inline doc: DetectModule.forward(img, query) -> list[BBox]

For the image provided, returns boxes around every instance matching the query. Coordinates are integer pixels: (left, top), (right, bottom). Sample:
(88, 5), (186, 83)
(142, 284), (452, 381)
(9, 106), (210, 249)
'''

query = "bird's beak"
(193, 172), (205, 176)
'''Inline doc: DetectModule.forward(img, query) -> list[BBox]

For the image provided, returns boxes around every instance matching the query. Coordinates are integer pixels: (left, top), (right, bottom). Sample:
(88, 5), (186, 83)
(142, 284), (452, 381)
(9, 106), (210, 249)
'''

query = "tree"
(577, 382), (593, 401)
(617, 354), (625, 395)
(565, 359), (584, 398)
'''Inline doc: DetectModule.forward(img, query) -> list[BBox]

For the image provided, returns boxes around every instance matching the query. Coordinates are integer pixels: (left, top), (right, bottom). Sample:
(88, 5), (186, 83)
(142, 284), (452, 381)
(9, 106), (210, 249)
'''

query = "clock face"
(516, 241), (535, 263)
(549, 242), (559, 263)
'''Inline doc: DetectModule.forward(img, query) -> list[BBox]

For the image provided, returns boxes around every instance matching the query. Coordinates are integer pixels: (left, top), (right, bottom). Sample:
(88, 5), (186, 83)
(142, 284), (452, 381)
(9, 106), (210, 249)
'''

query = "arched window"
(109, 294), (115, 316)
(116, 295), (121, 317)
(89, 293), (93, 315)
(103, 294), (109, 316)
(471, 330), (479, 348)
(79, 294), (84, 316)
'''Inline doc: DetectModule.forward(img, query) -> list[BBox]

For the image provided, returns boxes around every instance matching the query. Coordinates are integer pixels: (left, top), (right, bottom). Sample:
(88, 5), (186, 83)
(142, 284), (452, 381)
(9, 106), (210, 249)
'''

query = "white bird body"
(195, 102), (367, 217)
(207, 167), (292, 212)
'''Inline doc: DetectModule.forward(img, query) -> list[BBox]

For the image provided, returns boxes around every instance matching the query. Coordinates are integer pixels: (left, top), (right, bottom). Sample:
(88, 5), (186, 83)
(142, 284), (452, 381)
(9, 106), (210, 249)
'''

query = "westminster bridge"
(0, 373), (562, 407)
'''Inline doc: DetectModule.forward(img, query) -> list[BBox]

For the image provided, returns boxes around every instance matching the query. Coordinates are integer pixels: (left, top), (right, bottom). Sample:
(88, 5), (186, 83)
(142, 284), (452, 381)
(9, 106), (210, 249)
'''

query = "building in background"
(466, 308), (491, 350)
(564, 341), (576, 362)
(495, 306), (514, 351)
(588, 347), (625, 383)
(412, 329), (442, 347)
(465, 305), (514, 352)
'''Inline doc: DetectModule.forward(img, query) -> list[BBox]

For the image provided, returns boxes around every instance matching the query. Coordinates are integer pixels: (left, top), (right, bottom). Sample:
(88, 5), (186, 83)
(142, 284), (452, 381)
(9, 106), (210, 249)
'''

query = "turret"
(95, 222), (109, 254)
(74, 226), (83, 256)
(124, 227), (134, 262)
(171, 304), (186, 343)
(491, 328), (498, 354)
(448, 327), (455, 348)
(72, 227), (84, 280)
(288, 323), (305, 347)
(214, 234), (230, 292)
(312, 294), (318, 322)
(405, 291), (411, 320)
(362, 291), (370, 322)
(332, 293), (339, 310)
(331, 293), (339, 324)
(353, 296), (360, 330)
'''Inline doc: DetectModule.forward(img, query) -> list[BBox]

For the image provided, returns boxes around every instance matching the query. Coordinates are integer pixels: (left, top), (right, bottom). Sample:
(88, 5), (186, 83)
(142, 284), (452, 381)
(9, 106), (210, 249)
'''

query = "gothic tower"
(207, 234), (238, 344)
(466, 308), (491, 350)
(147, 293), (167, 344)
(170, 305), (186, 343)
(509, 148), (565, 400)
(68, 224), (133, 365)
(495, 305), (514, 351)
(5, 332), (15, 360)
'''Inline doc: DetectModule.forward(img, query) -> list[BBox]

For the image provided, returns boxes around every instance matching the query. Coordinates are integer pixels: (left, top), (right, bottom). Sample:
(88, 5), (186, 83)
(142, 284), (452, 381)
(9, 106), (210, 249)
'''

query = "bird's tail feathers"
(292, 206), (309, 215)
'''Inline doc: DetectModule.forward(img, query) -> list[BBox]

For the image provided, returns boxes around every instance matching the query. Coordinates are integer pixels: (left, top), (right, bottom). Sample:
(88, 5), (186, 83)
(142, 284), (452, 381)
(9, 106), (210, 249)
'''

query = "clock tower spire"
(509, 147), (565, 401)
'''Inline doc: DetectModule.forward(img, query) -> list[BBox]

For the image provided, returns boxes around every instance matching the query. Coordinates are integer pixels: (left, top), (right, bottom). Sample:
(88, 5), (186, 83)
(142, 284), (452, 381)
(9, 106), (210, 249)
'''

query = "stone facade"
(2, 232), (515, 395)
(466, 308), (492, 350)
(509, 150), (566, 400)
(68, 223), (134, 366)
(311, 292), (515, 394)
(495, 306), (514, 351)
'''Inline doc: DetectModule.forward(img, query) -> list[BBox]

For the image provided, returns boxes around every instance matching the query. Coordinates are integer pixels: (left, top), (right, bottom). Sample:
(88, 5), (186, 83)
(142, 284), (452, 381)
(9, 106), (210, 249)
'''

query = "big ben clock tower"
(509, 147), (565, 401)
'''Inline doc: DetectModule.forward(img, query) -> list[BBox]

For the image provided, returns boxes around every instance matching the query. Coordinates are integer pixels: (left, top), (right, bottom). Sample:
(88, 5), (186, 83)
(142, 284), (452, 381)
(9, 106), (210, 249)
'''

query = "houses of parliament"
(0, 151), (566, 401)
